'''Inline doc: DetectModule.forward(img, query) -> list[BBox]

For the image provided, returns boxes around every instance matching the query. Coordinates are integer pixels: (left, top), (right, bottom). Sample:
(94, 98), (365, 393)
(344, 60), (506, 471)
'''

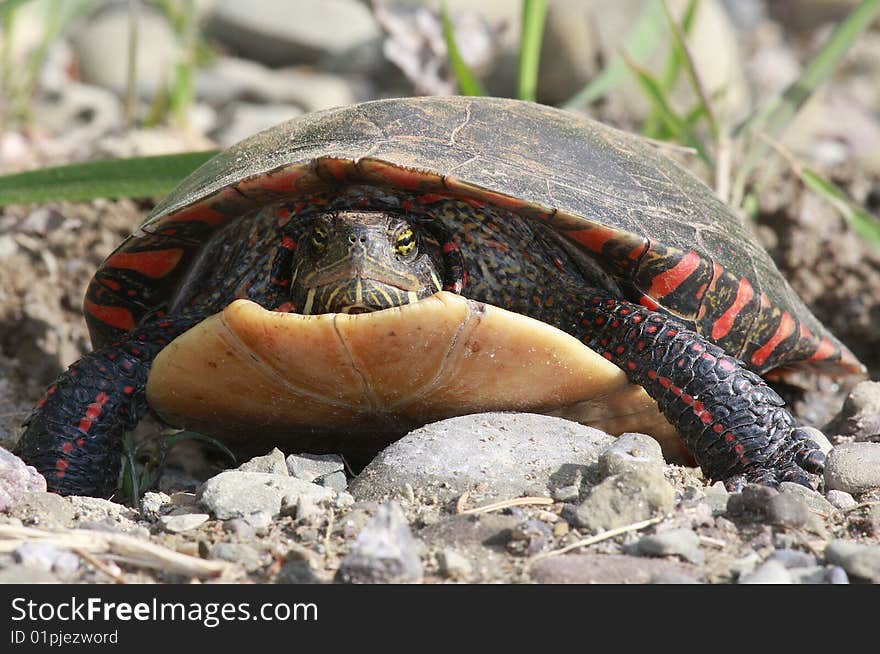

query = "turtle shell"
(85, 96), (862, 379)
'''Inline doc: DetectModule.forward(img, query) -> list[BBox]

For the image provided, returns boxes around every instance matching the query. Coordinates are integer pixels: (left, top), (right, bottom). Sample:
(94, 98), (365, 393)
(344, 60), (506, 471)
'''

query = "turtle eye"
(311, 225), (328, 251)
(394, 227), (416, 258)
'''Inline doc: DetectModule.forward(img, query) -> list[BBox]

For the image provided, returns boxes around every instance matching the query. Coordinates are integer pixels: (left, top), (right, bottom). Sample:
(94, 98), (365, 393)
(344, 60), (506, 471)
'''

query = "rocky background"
(0, 0), (880, 584)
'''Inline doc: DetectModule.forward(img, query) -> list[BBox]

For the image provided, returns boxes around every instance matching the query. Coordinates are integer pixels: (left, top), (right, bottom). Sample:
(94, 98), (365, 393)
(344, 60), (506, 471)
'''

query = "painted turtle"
(16, 96), (864, 497)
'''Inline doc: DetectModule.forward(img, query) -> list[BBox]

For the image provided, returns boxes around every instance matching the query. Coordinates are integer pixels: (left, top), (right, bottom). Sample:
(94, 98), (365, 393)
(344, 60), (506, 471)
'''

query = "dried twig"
(530, 515), (666, 561)
(0, 524), (229, 578)
(457, 496), (555, 515)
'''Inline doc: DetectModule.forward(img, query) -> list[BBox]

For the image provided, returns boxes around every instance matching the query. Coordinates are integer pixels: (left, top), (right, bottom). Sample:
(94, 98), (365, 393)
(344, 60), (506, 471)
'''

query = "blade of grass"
(661, 0), (717, 140)
(562, 0), (666, 110)
(517, 0), (547, 101)
(799, 168), (880, 246)
(163, 430), (238, 466)
(0, 151), (217, 206)
(622, 52), (711, 167)
(731, 0), (880, 206)
(642, 0), (699, 138)
(440, 2), (485, 96)
(764, 133), (880, 247)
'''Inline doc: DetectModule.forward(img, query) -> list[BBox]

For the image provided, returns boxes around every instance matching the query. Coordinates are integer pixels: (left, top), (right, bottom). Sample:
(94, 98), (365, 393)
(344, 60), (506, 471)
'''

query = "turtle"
(16, 96), (865, 498)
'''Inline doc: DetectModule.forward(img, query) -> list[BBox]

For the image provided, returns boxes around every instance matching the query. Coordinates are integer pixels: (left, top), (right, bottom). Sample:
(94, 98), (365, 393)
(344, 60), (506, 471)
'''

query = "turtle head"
(289, 211), (445, 314)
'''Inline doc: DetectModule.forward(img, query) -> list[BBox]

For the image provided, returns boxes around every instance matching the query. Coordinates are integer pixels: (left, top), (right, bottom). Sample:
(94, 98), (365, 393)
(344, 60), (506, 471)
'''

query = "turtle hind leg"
(572, 294), (825, 490)
(16, 313), (202, 497)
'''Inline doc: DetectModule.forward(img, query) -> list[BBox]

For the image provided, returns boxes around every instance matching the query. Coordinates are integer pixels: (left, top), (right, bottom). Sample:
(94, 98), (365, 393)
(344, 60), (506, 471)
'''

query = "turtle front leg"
(16, 313), (203, 497)
(572, 295), (825, 490)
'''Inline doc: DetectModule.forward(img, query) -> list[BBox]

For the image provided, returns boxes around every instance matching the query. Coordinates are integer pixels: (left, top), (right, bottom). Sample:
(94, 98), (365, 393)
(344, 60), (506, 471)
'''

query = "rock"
(276, 560), (323, 584)
(210, 543), (263, 568)
(826, 490), (857, 510)
(779, 482), (835, 515)
(437, 549), (473, 581)
(825, 380), (880, 440)
(552, 484), (581, 503)
(572, 467), (675, 533)
(159, 513), (210, 533)
(506, 519), (553, 557)
(702, 483), (730, 516)
(597, 433), (665, 478)
(825, 443), (880, 493)
(0, 446), (47, 511)
(726, 484), (778, 519)
(15, 542), (79, 574)
(69, 3), (179, 99)
(765, 493), (810, 528)
(418, 513), (519, 549)
(335, 502), (423, 584)
(350, 413), (615, 503)
(9, 492), (75, 528)
(738, 560), (794, 584)
(204, 0), (382, 70)
(213, 102), (304, 148)
(69, 496), (137, 523)
(287, 453), (346, 485)
(238, 448), (289, 476)
(223, 518), (256, 539)
(198, 471), (332, 519)
(823, 540), (880, 581)
(529, 553), (698, 584)
(140, 492), (172, 521)
(197, 57), (368, 113)
(632, 528), (704, 564)
(768, 549), (817, 569)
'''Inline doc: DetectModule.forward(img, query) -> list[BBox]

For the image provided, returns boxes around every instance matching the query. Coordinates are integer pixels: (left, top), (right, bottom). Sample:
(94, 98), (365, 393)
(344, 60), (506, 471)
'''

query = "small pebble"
(825, 443), (880, 494)
(597, 433), (665, 478)
(15, 542), (79, 574)
(437, 549), (472, 581)
(159, 513), (210, 533)
(823, 540), (880, 581)
(768, 549), (816, 569)
(287, 453), (345, 483)
(726, 484), (777, 519)
(223, 518), (256, 538)
(633, 528), (704, 564)
(238, 448), (289, 475)
(765, 493), (810, 528)
(334, 502), (423, 584)
(141, 492), (171, 521)
(210, 543), (262, 568)
(825, 490), (857, 510)
(738, 560), (793, 584)
(552, 484), (580, 503)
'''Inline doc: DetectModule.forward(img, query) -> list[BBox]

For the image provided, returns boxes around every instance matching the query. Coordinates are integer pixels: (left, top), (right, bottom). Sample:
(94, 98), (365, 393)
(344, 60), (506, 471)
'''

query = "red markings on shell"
(647, 250), (701, 299)
(83, 299), (136, 332)
(751, 311), (795, 368)
(711, 276), (753, 341)
(105, 248), (184, 279)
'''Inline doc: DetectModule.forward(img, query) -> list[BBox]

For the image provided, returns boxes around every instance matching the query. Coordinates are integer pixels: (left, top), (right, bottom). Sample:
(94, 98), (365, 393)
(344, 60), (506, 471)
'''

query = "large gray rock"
(0, 446), (46, 512)
(334, 502), (423, 584)
(825, 443), (880, 494)
(349, 413), (615, 503)
(198, 471), (332, 519)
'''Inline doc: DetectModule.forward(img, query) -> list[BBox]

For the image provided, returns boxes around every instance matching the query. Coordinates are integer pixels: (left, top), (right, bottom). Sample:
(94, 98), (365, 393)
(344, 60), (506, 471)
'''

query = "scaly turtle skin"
(16, 96), (864, 497)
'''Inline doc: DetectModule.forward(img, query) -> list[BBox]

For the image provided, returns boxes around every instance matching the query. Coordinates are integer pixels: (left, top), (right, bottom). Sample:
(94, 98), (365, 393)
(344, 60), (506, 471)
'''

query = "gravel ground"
(1, 0), (879, 585)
